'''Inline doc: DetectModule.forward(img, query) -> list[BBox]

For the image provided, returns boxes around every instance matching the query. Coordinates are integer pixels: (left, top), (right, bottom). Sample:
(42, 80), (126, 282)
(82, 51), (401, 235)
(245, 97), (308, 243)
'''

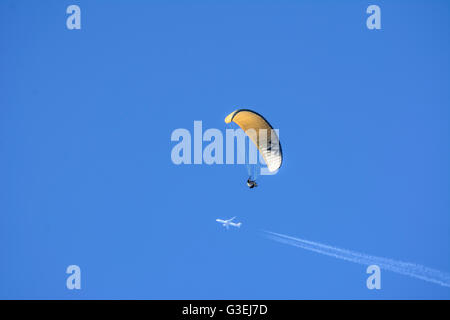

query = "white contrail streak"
(263, 230), (450, 288)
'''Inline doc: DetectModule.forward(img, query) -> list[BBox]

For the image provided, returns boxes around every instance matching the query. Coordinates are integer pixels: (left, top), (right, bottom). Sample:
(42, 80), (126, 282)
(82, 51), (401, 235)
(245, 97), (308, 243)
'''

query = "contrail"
(263, 230), (450, 288)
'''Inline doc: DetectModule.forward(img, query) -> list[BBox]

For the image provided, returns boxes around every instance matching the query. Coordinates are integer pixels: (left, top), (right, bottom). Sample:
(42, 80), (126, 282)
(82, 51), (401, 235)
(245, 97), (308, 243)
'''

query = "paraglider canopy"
(225, 109), (282, 172)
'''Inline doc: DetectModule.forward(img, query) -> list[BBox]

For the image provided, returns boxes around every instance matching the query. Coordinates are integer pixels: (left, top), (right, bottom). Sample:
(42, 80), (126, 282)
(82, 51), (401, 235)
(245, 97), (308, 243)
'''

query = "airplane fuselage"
(216, 218), (241, 229)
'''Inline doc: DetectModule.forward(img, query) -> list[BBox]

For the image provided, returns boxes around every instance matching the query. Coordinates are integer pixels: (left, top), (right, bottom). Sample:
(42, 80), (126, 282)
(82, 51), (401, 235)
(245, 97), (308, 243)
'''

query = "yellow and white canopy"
(225, 109), (282, 172)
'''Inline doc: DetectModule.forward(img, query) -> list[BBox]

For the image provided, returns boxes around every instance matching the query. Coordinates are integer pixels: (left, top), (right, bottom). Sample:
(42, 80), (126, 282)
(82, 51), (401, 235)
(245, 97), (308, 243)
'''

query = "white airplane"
(216, 217), (242, 229)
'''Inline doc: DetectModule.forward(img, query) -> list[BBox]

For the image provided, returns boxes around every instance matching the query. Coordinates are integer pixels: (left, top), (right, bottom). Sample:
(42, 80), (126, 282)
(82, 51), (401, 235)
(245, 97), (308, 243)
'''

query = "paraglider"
(247, 178), (258, 189)
(225, 109), (282, 188)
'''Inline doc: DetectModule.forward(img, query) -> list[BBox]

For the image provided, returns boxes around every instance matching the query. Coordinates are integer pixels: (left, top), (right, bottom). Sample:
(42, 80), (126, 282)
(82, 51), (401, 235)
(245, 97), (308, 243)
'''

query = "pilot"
(247, 178), (257, 189)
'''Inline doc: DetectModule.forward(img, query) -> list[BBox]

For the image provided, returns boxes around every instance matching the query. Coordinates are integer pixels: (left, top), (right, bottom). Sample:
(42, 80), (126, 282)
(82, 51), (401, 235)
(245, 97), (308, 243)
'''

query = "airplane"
(216, 217), (242, 229)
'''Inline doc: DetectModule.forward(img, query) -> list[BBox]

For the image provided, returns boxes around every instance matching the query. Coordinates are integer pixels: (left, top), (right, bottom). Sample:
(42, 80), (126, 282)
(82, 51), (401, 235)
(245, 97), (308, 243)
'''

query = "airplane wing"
(227, 216), (236, 222)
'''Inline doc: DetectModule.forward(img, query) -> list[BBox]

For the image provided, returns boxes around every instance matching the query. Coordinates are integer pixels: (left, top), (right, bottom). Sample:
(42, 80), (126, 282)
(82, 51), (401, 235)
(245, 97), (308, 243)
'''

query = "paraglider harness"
(247, 178), (258, 189)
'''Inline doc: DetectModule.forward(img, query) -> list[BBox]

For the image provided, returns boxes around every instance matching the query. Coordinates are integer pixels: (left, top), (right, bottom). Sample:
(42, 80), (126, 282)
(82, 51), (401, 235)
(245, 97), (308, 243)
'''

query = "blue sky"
(1, 0), (449, 299)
